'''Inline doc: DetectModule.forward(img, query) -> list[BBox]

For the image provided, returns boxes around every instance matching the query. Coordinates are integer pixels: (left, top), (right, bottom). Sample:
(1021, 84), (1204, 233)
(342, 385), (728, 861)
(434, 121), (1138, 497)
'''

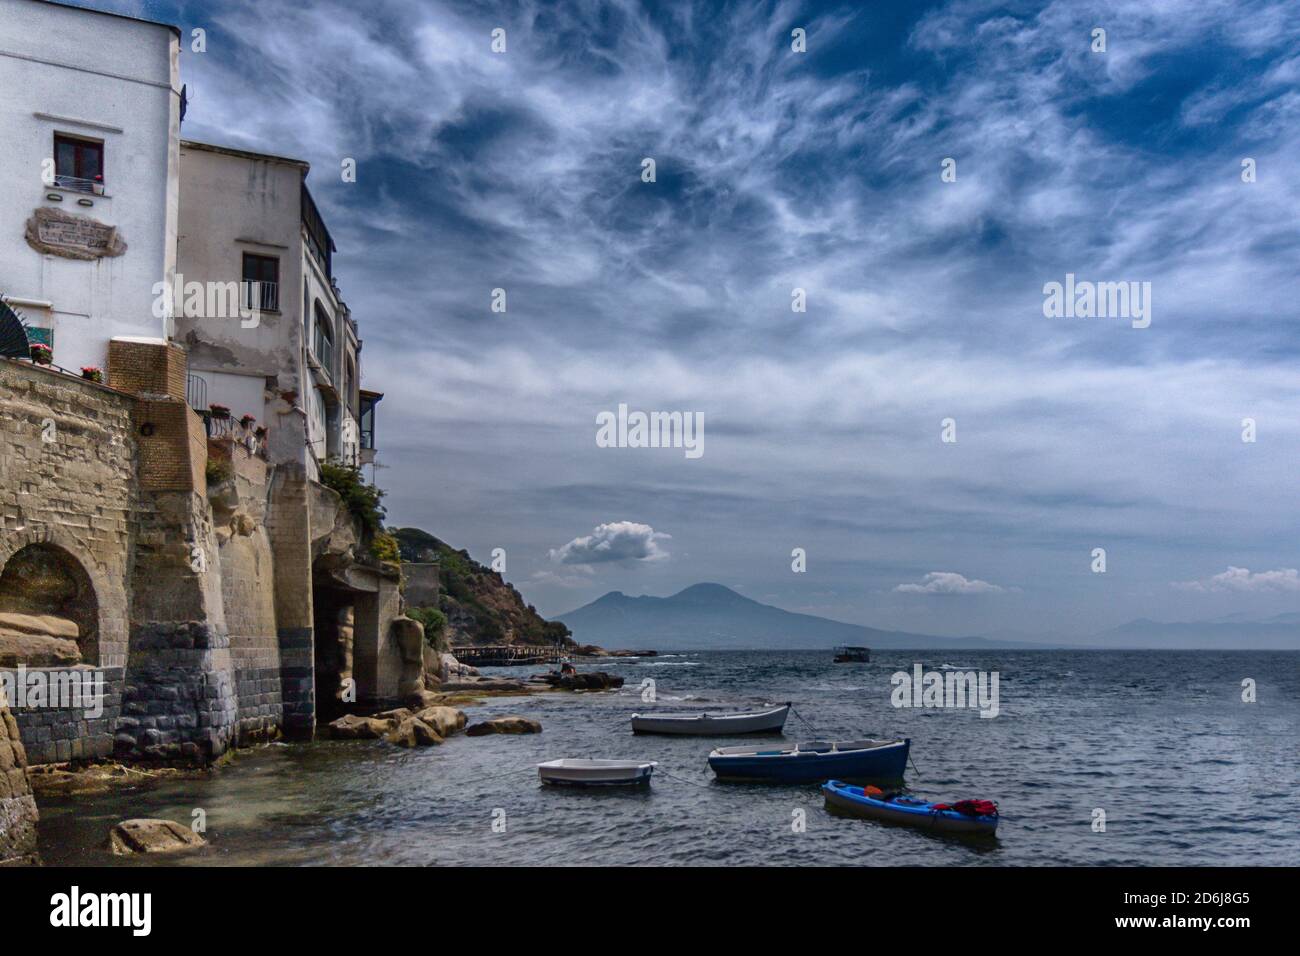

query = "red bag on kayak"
(950, 799), (997, 817)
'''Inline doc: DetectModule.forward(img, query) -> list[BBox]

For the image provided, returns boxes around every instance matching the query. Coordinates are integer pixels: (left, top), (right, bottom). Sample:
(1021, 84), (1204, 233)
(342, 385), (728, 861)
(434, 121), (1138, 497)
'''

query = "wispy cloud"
(101, 0), (1300, 632)
(895, 572), (1006, 595)
(1174, 567), (1300, 594)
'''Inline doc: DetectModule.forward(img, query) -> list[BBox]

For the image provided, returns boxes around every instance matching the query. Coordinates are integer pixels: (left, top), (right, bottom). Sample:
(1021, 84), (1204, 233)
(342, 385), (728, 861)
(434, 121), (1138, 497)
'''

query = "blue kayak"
(708, 739), (909, 784)
(823, 780), (999, 836)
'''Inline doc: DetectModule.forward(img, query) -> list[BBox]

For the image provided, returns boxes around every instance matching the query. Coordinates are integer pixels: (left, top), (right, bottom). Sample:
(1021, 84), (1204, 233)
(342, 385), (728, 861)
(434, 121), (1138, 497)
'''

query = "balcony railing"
(51, 174), (104, 195)
(186, 373), (207, 411)
(241, 280), (279, 313)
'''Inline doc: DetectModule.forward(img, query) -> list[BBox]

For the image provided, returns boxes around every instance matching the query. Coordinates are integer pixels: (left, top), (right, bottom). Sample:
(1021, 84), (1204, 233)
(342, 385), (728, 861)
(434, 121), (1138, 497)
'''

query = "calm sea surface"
(35, 650), (1300, 866)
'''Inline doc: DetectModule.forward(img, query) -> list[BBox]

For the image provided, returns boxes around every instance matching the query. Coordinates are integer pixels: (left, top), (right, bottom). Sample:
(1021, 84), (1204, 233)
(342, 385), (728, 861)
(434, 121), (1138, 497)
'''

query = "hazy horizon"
(96, 0), (1300, 636)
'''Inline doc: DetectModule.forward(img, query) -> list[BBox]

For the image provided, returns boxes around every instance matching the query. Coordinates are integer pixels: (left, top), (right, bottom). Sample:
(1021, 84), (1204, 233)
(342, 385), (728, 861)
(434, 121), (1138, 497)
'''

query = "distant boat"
(833, 645), (870, 663)
(709, 738), (908, 784)
(630, 703), (790, 736)
(823, 780), (999, 836)
(538, 759), (657, 787)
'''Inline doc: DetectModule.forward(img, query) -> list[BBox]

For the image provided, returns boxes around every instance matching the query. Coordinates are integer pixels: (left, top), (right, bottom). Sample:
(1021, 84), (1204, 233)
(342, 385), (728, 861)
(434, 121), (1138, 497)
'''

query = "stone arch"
(0, 528), (108, 666)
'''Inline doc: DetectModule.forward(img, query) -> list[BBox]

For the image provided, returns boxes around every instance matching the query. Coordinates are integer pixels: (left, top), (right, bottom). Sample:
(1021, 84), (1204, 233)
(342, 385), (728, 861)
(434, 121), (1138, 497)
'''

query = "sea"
(35, 649), (1300, 866)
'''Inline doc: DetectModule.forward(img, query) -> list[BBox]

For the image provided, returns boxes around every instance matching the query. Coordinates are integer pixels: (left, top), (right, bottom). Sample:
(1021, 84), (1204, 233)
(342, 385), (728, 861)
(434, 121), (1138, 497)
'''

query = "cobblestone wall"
(9, 666), (123, 764)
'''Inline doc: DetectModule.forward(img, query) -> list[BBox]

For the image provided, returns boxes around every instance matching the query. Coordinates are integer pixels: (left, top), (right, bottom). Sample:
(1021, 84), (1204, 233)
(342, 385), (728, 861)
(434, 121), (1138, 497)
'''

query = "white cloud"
(895, 572), (1006, 595)
(1173, 567), (1300, 593)
(549, 522), (671, 566)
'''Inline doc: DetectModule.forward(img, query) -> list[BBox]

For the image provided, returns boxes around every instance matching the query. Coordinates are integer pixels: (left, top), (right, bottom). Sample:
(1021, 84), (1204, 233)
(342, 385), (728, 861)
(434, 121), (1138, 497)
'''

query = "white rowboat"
(537, 758), (658, 787)
(629, 703), (790, 736)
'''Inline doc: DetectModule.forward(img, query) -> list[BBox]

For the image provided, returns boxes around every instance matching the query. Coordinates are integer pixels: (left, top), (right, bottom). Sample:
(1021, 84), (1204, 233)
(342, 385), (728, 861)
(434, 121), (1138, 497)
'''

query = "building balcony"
(241, 280), (279, 313)
(50, 174), (105, 196)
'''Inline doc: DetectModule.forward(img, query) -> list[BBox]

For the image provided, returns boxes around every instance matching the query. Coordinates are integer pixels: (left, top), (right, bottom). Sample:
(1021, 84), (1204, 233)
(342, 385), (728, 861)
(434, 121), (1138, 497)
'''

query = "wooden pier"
(450, 644), (567, 667)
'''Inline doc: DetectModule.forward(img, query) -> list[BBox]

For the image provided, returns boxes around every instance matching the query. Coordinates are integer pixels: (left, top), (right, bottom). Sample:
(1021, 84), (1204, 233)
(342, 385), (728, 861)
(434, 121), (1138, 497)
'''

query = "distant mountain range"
(555, 583), (1059, 650)
(1084, 614), (1300, 650)
(554, 583), (1300, 651)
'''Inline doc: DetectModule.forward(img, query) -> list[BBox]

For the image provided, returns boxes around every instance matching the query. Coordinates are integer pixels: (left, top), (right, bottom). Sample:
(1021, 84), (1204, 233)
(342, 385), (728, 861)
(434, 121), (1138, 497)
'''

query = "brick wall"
(132, 400), (206, 492)
(107, 339), (187, 399)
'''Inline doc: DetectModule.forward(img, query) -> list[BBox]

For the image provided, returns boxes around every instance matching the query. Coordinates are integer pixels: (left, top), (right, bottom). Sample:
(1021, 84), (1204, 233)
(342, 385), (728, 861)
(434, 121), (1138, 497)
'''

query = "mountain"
(391, 528), (572, 648)
(555, 583), (1057, 650)
(1087, 615), (1300, 650)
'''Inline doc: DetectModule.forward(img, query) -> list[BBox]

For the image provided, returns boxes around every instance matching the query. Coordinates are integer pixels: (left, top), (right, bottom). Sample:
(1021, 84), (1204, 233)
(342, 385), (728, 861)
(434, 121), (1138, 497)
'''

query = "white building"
(0, 0), (180, 373)
(176, 141), (378, 476)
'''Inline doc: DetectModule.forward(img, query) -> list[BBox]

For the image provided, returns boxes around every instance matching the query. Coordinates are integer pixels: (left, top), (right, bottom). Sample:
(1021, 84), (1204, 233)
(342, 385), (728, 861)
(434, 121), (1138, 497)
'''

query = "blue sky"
(85, 0), (1299, 635)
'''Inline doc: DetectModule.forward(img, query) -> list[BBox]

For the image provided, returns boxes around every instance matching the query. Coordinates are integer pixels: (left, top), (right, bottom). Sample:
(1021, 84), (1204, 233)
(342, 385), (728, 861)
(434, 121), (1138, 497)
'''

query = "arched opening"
(0, 543), (99, 665)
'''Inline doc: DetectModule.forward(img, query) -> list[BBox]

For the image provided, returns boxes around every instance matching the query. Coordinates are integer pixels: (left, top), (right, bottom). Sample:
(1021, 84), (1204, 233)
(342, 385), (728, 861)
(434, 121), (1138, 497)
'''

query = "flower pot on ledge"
(81, 367), (103, 383)
(30, 344), (52, 365)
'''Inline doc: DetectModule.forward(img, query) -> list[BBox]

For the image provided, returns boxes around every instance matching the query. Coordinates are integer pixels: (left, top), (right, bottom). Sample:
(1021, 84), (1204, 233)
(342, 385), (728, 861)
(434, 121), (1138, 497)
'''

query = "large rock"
(108, 819), (206, 855)
(326, 714), (394, 740)
(0, 612), (81, 667)
(465, 716), (542, 736)
(392, 617), (426, 698)
(440, 678), (526, 692)
(440, 653), (480, 681)
(405, 688), (445, 710)
(385, 716), (443, 748)
(414, 706), (466, 738)
(0, 703), (38, 864)
(537, 671), (624, 691)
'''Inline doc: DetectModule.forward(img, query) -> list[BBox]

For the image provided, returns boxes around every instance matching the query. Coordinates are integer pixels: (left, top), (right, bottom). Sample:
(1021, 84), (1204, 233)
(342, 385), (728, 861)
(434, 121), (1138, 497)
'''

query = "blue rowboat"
(708, 738), (909, 784)
(822, 780), (999, 836)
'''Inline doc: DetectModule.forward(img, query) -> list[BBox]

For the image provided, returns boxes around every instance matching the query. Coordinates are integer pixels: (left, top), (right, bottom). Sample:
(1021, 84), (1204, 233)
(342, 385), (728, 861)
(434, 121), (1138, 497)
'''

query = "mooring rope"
(455, 763), (540, 788)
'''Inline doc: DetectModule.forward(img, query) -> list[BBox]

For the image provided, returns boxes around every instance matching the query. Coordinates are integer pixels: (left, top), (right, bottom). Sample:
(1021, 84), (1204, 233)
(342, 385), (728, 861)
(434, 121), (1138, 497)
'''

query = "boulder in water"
(465, 716), (542, 736)
(109, 819), (206, 855)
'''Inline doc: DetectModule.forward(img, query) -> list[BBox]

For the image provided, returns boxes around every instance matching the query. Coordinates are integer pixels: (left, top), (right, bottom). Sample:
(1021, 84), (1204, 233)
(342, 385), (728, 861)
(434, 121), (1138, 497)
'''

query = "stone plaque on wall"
(25, 207), (127, 261)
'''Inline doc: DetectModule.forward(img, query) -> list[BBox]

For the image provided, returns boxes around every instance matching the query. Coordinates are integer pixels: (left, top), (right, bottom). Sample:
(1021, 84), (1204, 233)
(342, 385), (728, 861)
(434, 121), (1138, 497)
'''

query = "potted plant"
(80, 366), (103, 383)
(209, 403), (231, 419)
(239, 414), (256, 428)
(30, 343), (52, 365)
(254, 426), (268, 440)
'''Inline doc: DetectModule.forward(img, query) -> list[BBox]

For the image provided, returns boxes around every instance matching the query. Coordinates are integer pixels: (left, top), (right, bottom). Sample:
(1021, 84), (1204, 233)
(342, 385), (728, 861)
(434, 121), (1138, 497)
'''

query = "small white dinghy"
(537, 758), (658, 787)
(630, 703), (791, 736)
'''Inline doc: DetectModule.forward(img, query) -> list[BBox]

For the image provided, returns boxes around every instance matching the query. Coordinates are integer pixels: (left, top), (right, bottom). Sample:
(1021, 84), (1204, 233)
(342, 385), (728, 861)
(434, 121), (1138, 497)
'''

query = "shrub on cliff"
(408, 606), (447, 651)
(370, 531), (401, 564)
(319, 459), (386, 535)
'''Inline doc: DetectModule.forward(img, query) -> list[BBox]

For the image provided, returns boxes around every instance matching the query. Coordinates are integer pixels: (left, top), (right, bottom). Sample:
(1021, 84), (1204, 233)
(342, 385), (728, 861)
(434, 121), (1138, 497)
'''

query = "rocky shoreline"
(20, 654), (629, 858)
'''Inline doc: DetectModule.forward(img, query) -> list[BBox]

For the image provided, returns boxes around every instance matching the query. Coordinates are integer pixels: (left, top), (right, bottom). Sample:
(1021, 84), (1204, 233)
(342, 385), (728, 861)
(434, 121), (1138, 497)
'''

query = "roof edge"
(182, 139), (311, 171)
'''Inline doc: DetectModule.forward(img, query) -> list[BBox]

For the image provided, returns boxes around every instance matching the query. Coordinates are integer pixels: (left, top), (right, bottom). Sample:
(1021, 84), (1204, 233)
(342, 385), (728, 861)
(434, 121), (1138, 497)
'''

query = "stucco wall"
(0, 0), (180, 373)
(176, 142), (308, 468)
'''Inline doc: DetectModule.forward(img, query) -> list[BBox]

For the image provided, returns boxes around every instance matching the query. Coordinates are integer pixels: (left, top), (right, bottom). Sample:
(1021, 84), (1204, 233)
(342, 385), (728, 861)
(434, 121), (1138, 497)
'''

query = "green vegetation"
(408, 606), (447, 651)
(319, 459), (386, 535)
(205, 458), (232, 485)
(391, 527), (574, 648)
(370, 531), (401, 564)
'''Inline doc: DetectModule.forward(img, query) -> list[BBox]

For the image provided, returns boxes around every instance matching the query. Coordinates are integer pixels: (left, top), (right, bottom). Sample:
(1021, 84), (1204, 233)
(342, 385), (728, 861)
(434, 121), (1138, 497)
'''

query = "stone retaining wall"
(6, 666), (123, 764)
(0, 698), (37, 865)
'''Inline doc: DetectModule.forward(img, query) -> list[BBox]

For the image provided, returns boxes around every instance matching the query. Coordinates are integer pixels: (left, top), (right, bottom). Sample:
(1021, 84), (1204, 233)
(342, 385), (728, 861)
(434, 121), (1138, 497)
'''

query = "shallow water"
(35, 650), (1300, 866)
